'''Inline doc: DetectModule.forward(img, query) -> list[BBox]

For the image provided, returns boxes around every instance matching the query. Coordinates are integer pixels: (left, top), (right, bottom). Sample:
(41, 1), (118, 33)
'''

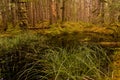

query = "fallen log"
(98, 42), (120, 47)
(81, 42), (120, 48)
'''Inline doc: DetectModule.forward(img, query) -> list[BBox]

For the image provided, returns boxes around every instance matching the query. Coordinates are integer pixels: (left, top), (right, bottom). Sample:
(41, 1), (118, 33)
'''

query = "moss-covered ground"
(0, 22), (120, 80)
(111, 49), (120, 80)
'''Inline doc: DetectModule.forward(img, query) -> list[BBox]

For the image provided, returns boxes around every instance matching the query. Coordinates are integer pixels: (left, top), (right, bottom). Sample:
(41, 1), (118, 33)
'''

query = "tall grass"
(0, 32), (112, 80)
(44, 44), (112, 80)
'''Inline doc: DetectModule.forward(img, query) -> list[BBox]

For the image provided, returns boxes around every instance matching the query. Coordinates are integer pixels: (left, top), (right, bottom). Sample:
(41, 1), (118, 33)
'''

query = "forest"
(0, 0), (120, 80)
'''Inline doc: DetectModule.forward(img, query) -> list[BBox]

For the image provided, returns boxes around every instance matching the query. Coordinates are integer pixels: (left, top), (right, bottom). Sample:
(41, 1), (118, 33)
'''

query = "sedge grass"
(0, 32), (113, 80)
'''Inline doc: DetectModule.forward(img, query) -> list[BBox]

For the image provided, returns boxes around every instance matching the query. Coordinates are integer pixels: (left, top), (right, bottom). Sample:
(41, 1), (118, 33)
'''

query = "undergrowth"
(0, 32), (113, 80)
(42, 21), (119, 42)
(1, 21), (119, 42)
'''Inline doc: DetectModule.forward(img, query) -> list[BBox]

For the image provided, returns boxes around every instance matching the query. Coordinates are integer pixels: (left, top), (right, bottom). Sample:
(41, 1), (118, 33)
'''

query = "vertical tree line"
(0, 0), (120, 29)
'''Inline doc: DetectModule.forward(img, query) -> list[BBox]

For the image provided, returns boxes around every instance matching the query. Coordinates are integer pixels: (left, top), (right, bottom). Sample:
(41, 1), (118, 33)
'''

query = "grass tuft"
(0, 32), (113, 80)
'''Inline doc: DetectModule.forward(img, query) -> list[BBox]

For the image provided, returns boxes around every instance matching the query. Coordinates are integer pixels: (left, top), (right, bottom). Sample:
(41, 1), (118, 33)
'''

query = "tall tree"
(0, 0), (10, 31)
(49, 0), (57, 24)
(62, 0), (66, 22)
(17, 0), (28, 29)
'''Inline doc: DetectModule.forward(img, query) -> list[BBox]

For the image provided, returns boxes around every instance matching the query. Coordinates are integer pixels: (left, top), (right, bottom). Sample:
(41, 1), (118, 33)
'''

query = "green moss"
(35, 20), (50, 28)
(41, 21), (115, 42)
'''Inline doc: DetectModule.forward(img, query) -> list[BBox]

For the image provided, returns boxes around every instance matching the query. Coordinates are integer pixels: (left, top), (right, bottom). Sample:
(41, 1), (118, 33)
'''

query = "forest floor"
(112, 49), (120, 80)
(28, 24), (120, 80)
(0, 22), (120, 79)
(1, 22), (119, 42)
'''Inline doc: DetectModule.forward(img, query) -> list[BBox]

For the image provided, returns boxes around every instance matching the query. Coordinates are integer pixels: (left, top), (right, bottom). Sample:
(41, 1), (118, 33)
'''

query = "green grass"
(0, 32), (113, 80)
(44, 45), (112, 80)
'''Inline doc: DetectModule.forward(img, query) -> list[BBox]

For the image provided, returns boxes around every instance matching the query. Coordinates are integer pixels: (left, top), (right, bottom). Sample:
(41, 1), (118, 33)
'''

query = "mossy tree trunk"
(17, 0), (28, 30)
(0, 0), (10, 31)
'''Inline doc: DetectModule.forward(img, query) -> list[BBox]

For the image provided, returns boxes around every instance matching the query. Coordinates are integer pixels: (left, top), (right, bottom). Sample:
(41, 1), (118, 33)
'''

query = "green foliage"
(35, 21), (50, 28)
(0, 32), (113, 80)
(45, 21), (92, 35)
(45, 44), (112, 80)
(0, 32), (47, 80)
(43, 22), (116, 42)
